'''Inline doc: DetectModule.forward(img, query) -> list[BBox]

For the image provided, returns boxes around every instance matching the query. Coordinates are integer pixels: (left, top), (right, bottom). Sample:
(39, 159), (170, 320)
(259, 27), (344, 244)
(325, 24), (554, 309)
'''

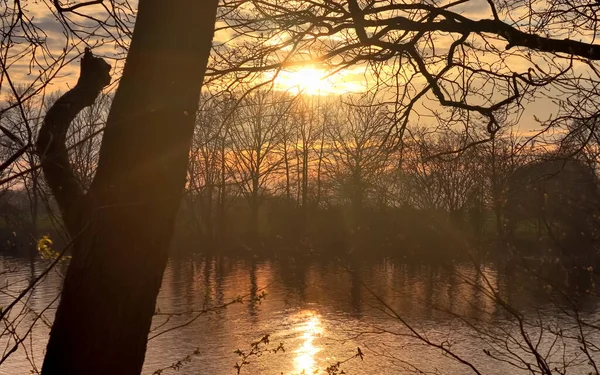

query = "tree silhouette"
(33, 2), (219, 374)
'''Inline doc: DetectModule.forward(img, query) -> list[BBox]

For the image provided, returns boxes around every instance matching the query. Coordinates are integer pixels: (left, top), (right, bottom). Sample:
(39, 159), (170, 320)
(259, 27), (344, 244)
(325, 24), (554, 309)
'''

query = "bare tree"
(184, 94), (234, 244)
(292, 94), (325, 234)
(229, 90), (291, 240)
(400, 128), (483, 227)
(480, 130), (525, 239)
(324, 95), (393, 234)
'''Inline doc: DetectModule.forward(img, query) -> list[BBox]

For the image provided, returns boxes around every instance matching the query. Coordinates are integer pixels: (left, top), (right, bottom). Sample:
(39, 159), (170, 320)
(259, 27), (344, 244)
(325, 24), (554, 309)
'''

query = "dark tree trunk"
(217, 136), (228, 245)
(250, 190), (260, 241)
(301, 146), (309, 235)
(39, 1), (218, 374)
(315, 128), (325, 207)
(490, 139), (505, 240)
(205, 184), (215, 243)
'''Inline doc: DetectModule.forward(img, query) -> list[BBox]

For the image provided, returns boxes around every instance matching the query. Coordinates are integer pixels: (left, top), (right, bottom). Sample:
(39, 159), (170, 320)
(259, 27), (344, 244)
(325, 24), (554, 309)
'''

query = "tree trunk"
(283, 136), (291, 203)
(39, 1), (218, 374)
(490, 139), (505, 240)
(301, 146), (309, 235)
(217, 135), (228, 245)
(316, 126), (325, 207)
(205, 184), (215, 243)
(250, 185), (260, 241)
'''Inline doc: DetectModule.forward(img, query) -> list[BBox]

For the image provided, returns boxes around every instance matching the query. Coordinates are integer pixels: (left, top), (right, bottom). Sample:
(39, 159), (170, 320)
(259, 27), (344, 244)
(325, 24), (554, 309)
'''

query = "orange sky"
(0, 0), (592, 138)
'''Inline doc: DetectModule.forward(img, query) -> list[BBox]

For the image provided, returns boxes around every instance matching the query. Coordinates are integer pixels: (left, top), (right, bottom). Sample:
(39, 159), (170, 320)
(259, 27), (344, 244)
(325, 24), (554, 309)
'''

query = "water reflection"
(1, 255), (600, 375)
(293, 311), (323, 374)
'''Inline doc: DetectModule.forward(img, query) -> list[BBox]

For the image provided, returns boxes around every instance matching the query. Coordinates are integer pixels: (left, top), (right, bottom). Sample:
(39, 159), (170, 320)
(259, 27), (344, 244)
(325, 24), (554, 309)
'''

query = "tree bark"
(40, 1), (218, 374)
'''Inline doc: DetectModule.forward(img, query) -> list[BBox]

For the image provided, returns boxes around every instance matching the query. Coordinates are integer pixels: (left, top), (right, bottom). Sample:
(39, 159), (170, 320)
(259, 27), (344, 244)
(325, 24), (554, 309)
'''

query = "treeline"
(2, 90), (600, 259)
(176, 91), (600, 258)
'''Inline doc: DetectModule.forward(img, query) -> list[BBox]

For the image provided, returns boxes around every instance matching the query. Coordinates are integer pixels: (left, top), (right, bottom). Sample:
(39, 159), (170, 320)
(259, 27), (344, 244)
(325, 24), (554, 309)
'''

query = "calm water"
(0, 254), (598, 374)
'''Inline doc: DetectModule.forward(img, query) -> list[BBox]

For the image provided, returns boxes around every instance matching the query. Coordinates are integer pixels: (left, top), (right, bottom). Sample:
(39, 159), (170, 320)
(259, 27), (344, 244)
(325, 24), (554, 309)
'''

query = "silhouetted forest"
(3, 91), (599, 261)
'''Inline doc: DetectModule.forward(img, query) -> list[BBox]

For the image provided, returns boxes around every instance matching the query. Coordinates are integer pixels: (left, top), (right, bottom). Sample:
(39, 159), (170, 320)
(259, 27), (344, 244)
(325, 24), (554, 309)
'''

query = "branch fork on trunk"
(36, 48), (111, 235)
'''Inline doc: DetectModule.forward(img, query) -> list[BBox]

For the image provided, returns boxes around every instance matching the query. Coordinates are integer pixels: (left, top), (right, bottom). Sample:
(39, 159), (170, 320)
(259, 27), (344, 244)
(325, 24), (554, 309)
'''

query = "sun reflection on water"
(293, 311), (324, 374)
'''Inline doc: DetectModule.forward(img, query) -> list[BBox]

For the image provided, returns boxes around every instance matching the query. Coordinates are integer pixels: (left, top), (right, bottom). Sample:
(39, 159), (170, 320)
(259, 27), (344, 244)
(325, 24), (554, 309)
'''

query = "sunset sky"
(0, 0), (587, 136)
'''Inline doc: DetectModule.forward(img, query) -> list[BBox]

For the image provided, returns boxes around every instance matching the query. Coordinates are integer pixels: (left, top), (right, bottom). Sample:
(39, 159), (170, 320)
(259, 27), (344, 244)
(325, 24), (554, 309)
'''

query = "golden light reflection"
(293, 311), (324, 374)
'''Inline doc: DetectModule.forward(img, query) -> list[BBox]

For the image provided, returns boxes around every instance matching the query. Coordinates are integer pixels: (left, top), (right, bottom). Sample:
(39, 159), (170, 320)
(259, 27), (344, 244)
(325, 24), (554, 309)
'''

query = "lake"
(0, 254), (598, 374)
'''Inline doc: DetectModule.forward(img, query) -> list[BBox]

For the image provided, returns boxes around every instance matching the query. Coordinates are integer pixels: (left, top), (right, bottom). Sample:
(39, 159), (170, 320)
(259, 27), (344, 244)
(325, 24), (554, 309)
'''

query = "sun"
(275, 66), (333, 95)
(268, 65), (368, 95)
